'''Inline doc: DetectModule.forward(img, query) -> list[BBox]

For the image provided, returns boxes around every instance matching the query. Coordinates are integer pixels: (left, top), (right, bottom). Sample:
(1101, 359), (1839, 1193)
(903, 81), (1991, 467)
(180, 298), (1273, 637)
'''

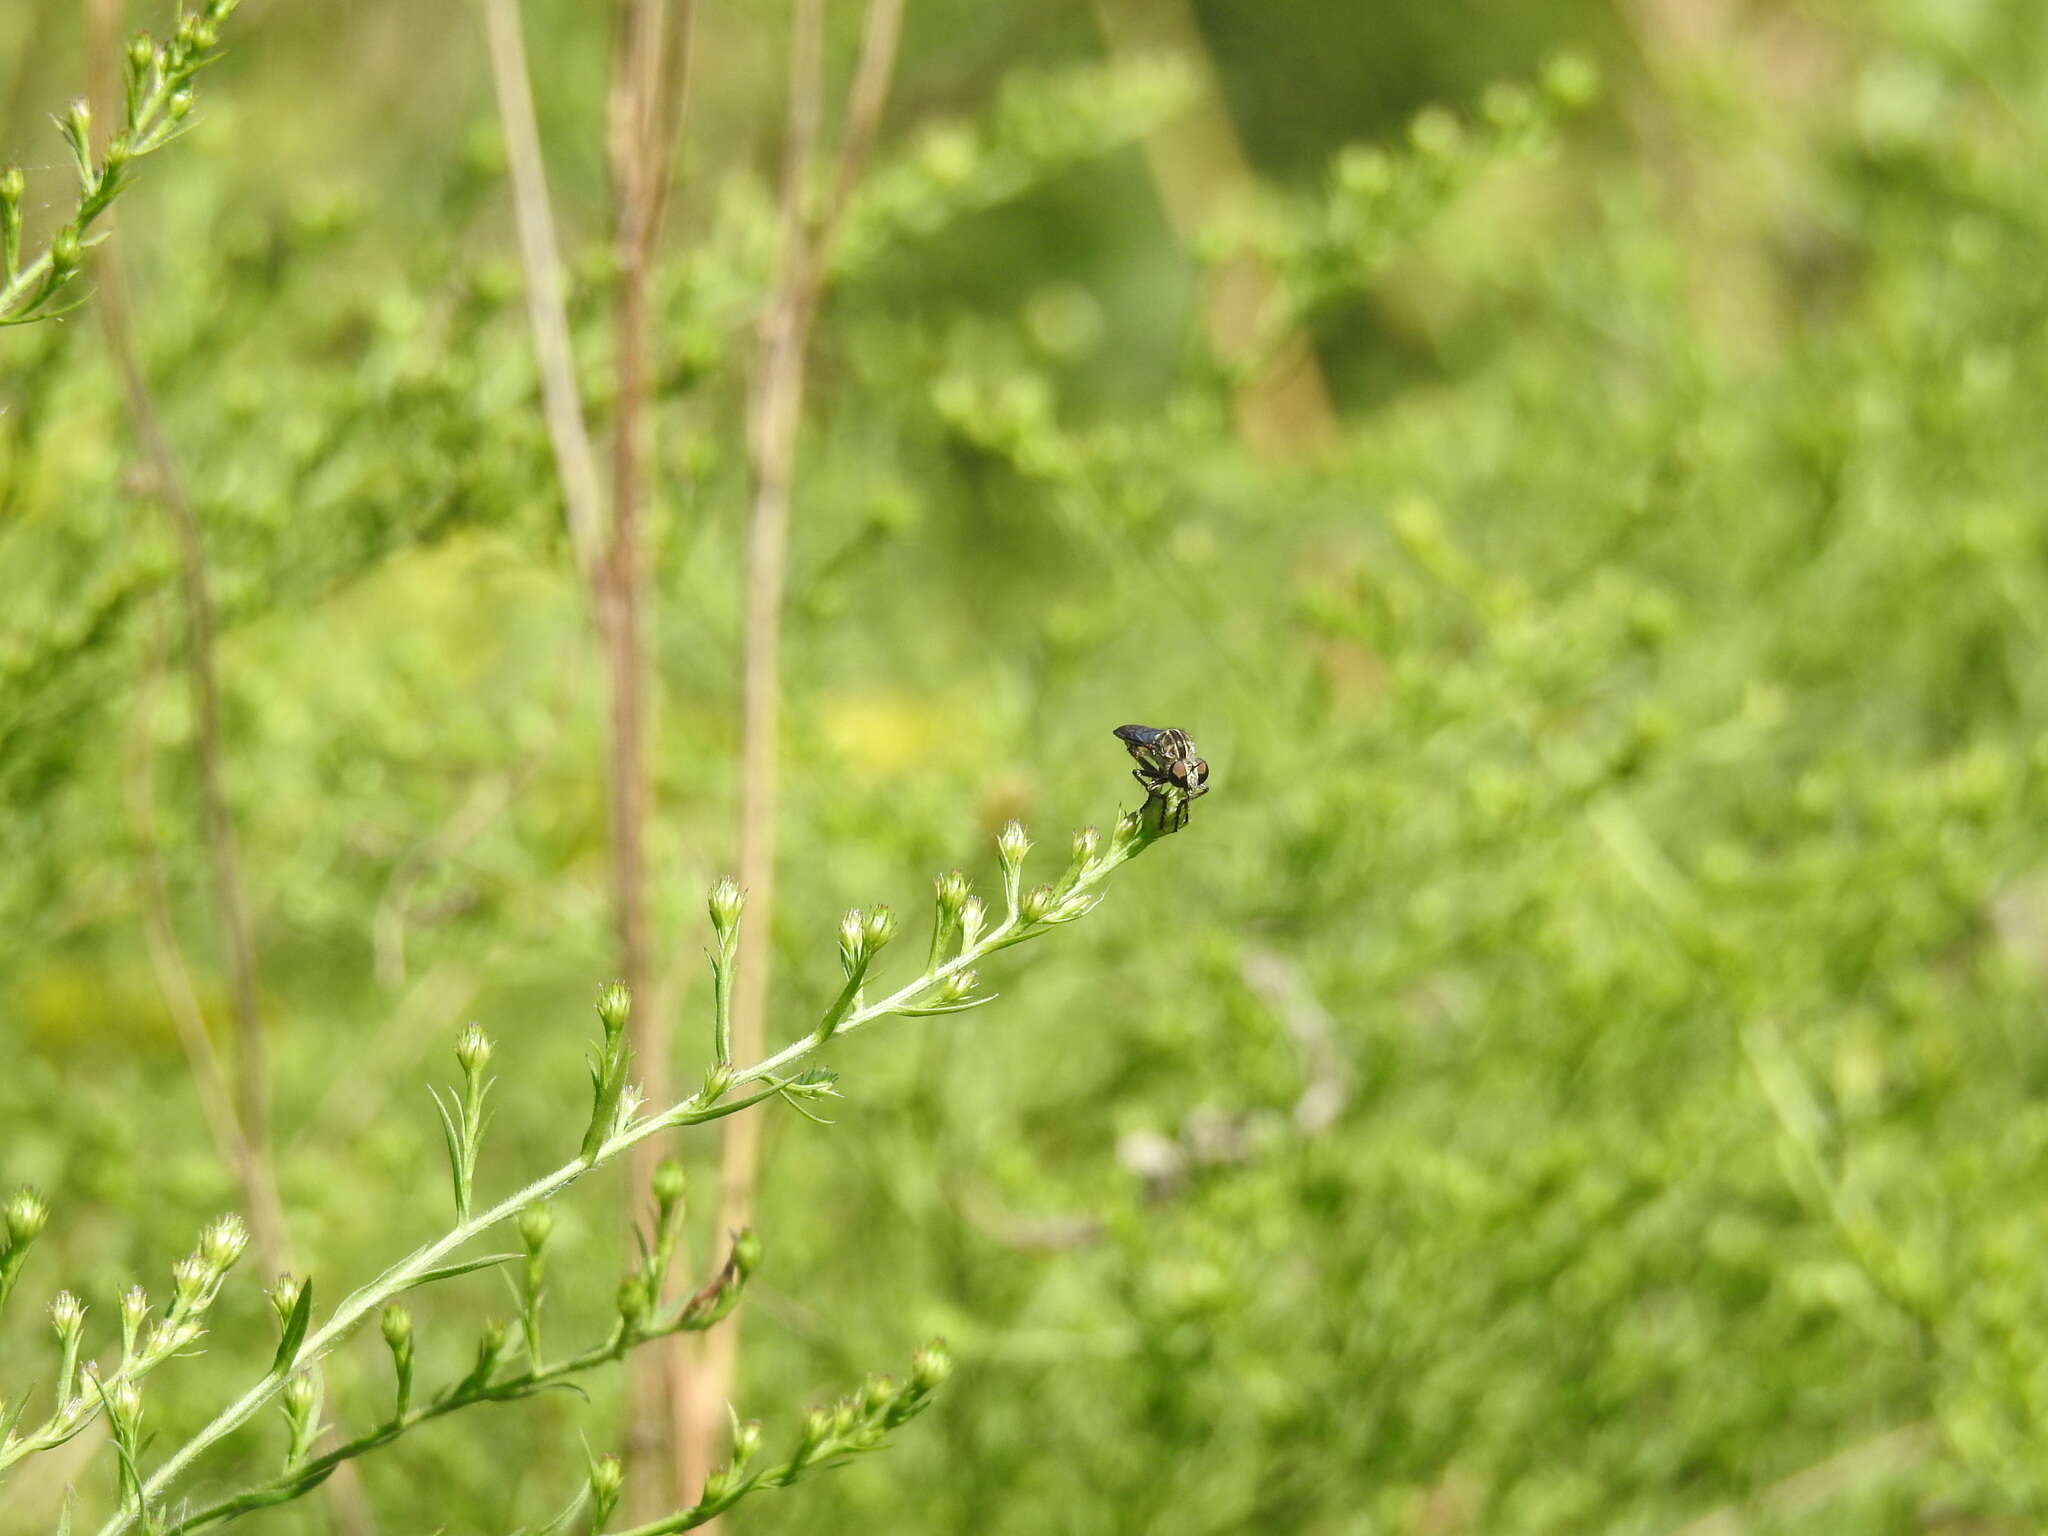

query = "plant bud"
(269, 1274), (304, 1329)
(653, 1159), (686, 1210)
(1019, 884), (1056, 923)
(5, 1187), (48, 1245)
(707, 876), (744, 941)
(700, 1062), (732, 1103)
(595, 981), (631, 1039)
(201, 1215), (249, 1272)
(615, 1084), (645, 1125)
(803, 1405), (834, 1448)
(589, 1454), (624, 1501)
(170, 1254), (209, 1305)
(190, 19), (217, 49)
(50, 226), (81, 271)
(455, 1023), (493, 1075)
(731, 1227), (763, 1279)
(958, 896), (988, 951)
(731, 1418), (764, 1467)
(475, 1317), (508, 1368)
(127, 36), (154, 71)
(108, 1379), (143, 1434)
(49, 1291), (85, 1342)
(518, 1204), (553, 1254)
(911, 1338), (953, 1392)
(1070, 825), (1101, 865)
(120, 1285), (149, 1336)
(167, 89), (193, 120)
(859, 1375), (895, 1415)
(283, 1371), (317, 1416)
(937, 969), (978, 1003)
(380, 1303), (412, 1351)
(66, 99), (91, 145)
(1543, 52), (1600, 112)
(839, 909), (868, 971)
(863, 905), (897, 951)
(934, 869), (970, 919)
(616, 1275), (650, 1328)
(996, 819), (1032, 869)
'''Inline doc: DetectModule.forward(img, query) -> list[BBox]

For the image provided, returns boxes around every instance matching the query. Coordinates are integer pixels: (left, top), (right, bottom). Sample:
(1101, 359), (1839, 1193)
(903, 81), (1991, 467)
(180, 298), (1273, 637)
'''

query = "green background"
(7, 0), (2048, 1530)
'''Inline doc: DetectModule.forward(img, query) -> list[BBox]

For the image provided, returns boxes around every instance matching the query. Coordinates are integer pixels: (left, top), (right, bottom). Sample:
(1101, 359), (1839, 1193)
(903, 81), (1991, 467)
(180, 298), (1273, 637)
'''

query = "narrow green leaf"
(397, 1253), (521, 1293)
(269, 1277), (313, 1377)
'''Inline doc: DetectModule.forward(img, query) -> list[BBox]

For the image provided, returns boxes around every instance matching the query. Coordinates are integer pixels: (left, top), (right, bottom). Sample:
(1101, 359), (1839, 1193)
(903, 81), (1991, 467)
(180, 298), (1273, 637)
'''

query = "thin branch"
(480, 0), (606, 588)
(603, 0), (694, 1512)
(695, 0), (907, 1508)
(96, 808), (1175, 1536)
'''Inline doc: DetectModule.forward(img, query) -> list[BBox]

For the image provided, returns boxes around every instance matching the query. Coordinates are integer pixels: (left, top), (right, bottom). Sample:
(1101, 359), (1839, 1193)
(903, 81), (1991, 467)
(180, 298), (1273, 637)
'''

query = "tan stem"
(603, 0), (694, 1513)
(481, 0), (607, 588)
(687, 0), (906, 1514)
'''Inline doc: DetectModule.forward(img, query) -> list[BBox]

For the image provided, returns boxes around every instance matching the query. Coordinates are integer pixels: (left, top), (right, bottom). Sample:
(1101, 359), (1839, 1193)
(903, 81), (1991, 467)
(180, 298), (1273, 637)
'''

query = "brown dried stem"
(603, 0), (695, 1513)
(691, 0), (906, 1511)
(481, 0), (606, 588)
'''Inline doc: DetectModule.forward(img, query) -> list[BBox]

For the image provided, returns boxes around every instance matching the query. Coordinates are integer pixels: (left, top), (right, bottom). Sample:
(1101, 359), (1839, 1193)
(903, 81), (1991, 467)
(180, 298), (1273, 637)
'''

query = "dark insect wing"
(1113, 724), (1166, 748)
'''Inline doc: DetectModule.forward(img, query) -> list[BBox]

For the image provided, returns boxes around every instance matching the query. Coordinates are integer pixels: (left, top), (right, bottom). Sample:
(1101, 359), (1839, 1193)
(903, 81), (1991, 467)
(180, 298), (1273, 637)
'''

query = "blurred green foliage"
(7, 0), (2048, 1530)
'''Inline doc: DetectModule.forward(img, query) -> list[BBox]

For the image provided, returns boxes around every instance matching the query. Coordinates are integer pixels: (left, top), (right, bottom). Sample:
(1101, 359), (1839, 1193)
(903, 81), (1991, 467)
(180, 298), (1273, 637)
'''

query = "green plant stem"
(0, 3), (238, 323)
(163, 1279), (736, 1534)
(94, 808), (1170, 1536)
